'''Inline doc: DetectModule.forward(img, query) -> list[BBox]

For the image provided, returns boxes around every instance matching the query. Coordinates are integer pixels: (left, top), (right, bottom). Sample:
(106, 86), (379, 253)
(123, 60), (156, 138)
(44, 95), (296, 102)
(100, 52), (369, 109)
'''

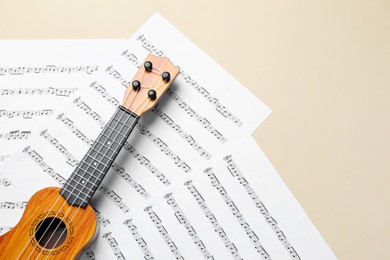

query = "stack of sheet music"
(0, 14), (336, 259)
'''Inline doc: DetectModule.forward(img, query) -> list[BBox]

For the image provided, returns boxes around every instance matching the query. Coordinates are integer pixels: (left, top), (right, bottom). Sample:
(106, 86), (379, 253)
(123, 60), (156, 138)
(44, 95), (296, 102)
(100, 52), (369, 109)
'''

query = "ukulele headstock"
(122, 54), (179, 116)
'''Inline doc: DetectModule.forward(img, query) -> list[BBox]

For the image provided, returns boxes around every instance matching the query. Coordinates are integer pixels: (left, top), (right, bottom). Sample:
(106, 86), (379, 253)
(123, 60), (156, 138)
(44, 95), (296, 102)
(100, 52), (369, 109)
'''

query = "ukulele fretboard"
(60, 106), (139, 207)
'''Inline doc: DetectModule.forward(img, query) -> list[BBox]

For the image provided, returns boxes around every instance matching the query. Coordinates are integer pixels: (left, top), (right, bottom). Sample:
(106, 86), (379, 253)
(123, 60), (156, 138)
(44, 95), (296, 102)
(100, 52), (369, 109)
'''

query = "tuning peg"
(148, 90), (157, 100)
(132, 80), (141, 91)
(162, 71), (170, 82)
(144, 61), (153, 71)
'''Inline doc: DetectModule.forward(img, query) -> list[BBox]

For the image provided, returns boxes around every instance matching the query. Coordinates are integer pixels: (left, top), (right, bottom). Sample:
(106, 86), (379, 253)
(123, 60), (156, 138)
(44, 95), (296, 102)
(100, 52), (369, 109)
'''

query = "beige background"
(0, 0), (389, 259)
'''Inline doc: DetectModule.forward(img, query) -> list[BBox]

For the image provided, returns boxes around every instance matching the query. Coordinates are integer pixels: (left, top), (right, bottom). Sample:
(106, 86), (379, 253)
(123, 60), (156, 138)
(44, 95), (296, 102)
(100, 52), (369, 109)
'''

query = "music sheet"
(0, 14), (334, 259)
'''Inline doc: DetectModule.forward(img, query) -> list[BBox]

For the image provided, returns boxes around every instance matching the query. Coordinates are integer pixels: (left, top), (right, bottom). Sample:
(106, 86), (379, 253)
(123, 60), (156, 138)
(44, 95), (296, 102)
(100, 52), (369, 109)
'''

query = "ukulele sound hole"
(35, 217), (67, 249)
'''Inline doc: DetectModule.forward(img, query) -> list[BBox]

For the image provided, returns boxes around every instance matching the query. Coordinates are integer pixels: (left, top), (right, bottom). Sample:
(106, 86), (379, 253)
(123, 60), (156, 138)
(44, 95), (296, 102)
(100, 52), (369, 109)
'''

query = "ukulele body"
(0, 187), (98, 259)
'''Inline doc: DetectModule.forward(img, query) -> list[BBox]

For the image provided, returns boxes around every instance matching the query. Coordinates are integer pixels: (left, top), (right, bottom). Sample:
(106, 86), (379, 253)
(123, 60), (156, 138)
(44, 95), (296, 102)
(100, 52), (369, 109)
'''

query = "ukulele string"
(154, 81), (167, 92)
(30, 67), (145, 258)
(22, 63), (159, 258)
(17, 191), (65, 259)
(41, 89), (142, 259)
(37, 111), (135, 259)
(23, 108), (123, 258)
(19, 111), (122, 257)
(22, 110), (123, 259)
(38, 66), (148, 258)
(40, 106), (135, 258)
(43, 111), (139, 260)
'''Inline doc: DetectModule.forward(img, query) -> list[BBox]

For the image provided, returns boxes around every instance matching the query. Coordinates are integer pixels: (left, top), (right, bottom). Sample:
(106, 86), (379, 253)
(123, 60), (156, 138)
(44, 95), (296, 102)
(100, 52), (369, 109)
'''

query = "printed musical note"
(0, 226), (13, 234)
(52, 132), (151, 200)
(153, 105), (211, 160)
(144, 206), (184, 260)
(89, 82), (119, 108)
(102, 232), (126, 260)
(0, 178), (11, 187)
(123, 219), (155, 260)
(204, 168), (270, 259)
(99, 184), (130, 214)
(23, 146), (66, 185)
(122, 142), (171, 185)
(112, 163), (151, 199)
(40, 129), (78, 167)
(93, 207), (111, 227)
(0, 201), (27, 209)
(0, 130), (31, 140)
(73, 97), (105, 128)
(30, 131), (136, 214)
(83, 249), (97, 260)
(0, 87), (77, 97)
(57, 113), (94, 146)
(137, 123), (191, 173)
(73, 94), (189, 176)
(106, 66), (130, 87)
(57, 111), (171, 186)
(0, 65), (98, 76)
(224, 155), (301, 259)
(184, 180), (243, 260)
(164, 193), (214, 259)
(0, 109), (53, 119)
(127, 37), (243, 127)
(110, 56), (229, 144)
(0, 155), (9, 163)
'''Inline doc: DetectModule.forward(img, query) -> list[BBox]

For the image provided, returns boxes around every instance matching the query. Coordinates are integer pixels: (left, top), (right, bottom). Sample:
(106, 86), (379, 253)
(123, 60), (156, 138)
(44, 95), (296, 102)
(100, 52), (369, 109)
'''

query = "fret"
(63, 181), (92, 199)
(67, 171), (98, 189)
(101, 128), (126, 146)
(93, 142), (114, 159)
(83, 154), (111, 172)
(81, 153), (111, 172)
(107, 121), (129, 136)
(60, 106), (140, 207)
(60, 187), (89, 205)
(94, 139), (121, 155)
(96, 135), (121, 154)
(75, 166), (99, 184)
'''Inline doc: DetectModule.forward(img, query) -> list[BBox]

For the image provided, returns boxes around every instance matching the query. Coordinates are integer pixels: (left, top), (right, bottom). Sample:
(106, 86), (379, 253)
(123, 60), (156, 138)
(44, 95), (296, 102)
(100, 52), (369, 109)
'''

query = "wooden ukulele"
(0, 54), (179, 259)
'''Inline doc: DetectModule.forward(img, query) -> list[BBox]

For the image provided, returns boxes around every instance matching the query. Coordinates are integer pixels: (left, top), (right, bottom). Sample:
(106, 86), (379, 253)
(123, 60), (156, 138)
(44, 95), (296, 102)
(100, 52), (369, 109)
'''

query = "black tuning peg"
(148, 90), (157, 100)
(144, 61), (153, 71)
(162, 71), (170, 82)
(132, 80), (141, 91)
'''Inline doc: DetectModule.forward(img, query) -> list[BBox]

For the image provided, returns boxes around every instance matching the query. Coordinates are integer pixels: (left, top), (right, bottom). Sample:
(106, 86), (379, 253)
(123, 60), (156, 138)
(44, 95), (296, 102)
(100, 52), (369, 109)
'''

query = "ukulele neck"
(60, 53), (179, 208)
(60, 106), (139, 208)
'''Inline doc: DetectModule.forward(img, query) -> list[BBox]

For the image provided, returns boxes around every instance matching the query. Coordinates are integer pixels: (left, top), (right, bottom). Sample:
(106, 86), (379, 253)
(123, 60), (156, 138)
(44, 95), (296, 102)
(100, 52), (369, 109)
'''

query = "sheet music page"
(90, 137), (336, 260)
(0, 39), (125, 234)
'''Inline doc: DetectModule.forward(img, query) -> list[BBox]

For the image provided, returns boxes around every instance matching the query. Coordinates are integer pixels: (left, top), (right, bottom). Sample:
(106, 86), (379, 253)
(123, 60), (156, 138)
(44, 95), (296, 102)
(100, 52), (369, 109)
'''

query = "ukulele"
(0, 54), (179, 259)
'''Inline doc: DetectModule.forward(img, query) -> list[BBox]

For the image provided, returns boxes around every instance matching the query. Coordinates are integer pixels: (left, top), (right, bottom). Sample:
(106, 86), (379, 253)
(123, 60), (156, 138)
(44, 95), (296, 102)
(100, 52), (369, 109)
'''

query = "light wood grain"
(122, 53), (179, 116)
(0, 187), (97, 259)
